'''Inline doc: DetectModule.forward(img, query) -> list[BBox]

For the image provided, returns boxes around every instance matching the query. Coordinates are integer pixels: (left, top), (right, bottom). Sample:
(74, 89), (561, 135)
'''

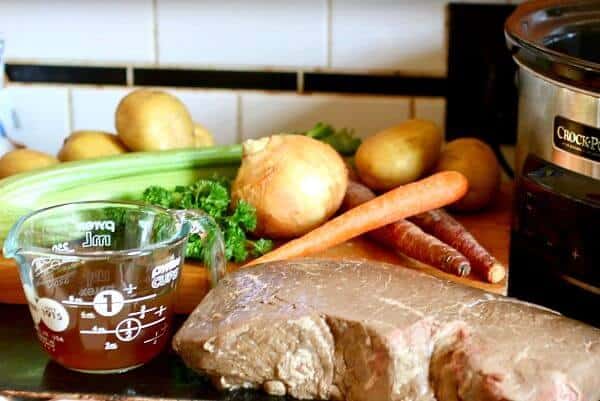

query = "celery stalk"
(0, 145), (242, 244)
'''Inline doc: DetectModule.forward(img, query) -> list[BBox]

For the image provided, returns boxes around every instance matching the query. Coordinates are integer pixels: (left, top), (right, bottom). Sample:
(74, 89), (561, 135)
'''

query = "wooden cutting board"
(0, 185), (512, 314)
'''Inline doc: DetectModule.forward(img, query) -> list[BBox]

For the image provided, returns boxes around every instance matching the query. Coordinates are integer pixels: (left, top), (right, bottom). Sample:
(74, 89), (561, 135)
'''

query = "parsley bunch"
(142, 179), (273, 263)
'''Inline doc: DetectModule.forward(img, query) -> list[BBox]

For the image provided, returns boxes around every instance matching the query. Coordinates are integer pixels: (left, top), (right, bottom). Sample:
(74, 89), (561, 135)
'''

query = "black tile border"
(304, 72), (447, 96)
(4, 64), (448, 97)
(134, 68), (297, 91)
(6, 64), (126, 85)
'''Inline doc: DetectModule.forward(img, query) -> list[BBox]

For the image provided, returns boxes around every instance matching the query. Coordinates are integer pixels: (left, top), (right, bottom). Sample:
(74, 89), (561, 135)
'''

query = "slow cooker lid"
(505, 0), (600, 91)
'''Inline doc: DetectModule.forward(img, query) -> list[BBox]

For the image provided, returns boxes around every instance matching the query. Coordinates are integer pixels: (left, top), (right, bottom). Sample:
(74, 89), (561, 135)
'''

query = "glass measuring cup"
(2, 201), (225, 374)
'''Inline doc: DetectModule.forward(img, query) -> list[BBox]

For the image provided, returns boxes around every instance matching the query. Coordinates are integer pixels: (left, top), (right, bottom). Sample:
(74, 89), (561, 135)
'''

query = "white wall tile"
(71, 88), (130, 133)
(6, 85), (70, 155)
(331, 0), (447, 76)
(241, 92), (410, 140)
(171, 89), (239, 145)
(414, 97), (446, 133)
(71, 87), (239, 145)
(157, 0), (327, 68)
(1, 0), (154, 64)
(0, 138), (15, 157)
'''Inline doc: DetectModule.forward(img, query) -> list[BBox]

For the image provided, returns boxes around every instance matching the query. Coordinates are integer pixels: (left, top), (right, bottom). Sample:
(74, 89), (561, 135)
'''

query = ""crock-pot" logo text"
(556, 126), (600, 152)
(553, 116), (600, 163)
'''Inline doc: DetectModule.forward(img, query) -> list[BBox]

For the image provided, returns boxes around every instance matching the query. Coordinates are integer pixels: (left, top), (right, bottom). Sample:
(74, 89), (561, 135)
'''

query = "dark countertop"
(0, 304), (280, 401)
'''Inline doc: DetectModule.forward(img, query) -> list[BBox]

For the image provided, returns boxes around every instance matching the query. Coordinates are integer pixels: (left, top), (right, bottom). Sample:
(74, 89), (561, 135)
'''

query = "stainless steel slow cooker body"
(506, 0), (600, 179)
(515, 63), (600, 178)
(505, 0), (600, 327)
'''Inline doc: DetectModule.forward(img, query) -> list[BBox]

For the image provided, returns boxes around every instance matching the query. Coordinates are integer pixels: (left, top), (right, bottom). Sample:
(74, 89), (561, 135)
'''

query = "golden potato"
(115, 89), (194, 151)
(193, 123), (215, 148)
(355, 119), (442, 190)
(435, 137), (500, 211)
(58, 130), (128, 161)
(0, 148), (58, 178)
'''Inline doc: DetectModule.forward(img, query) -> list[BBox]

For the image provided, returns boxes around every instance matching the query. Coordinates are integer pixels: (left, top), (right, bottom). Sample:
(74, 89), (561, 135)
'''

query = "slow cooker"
(505, 0), (599, 326)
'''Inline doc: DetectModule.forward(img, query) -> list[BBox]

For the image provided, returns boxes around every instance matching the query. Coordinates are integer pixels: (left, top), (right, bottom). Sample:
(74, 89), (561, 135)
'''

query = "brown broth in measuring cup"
(30, 250), (183, 373)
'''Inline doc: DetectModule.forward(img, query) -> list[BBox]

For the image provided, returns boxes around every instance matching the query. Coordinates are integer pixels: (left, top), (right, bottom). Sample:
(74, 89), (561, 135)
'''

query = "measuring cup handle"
(171, 209), (226, 287)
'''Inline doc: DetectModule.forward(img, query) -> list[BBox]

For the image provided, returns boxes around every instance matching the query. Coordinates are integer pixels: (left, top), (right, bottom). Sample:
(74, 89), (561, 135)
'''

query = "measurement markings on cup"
(129, 304), (155, 319)
(79, 316), (166, 341)
(144, 325), (168, 345)
(63, 289), (158, 318)
(62, 292), (156, 307)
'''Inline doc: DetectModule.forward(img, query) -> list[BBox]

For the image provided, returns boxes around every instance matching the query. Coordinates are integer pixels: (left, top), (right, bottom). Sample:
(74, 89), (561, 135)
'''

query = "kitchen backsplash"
(0, 0), (520, 155)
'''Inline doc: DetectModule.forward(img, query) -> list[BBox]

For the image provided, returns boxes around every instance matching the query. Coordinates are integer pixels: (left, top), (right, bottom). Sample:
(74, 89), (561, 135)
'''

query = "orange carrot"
(343, 181), (471, 277)
(244, 171), (468, 267)
(408, 209), (506, 283)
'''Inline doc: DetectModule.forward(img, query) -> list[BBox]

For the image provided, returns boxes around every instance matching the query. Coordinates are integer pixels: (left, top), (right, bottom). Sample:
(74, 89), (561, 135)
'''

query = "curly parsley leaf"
(141, 178), (271, 263)
(249, 238), (274, 257)
(224, 224), (248, 263)
(229, 200), (257, 232)
(142, 186), (173, 208)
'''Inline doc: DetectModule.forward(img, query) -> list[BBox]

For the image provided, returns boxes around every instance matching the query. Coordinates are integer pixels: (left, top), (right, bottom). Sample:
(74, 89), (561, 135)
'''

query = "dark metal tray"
(0, 304), (281, 401)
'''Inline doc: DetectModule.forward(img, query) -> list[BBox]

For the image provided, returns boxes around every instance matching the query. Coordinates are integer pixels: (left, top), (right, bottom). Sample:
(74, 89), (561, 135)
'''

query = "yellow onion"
(232, 134), (348, 239)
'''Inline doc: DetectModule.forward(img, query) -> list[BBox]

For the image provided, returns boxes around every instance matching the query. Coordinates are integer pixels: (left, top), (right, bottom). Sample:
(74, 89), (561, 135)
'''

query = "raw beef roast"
(173, 259), (600, 401)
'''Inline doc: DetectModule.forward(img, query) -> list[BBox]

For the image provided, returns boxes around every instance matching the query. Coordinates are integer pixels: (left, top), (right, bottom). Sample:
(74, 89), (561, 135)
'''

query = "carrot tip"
(488, 262), (506, 283)
(458, 263), (471, 277)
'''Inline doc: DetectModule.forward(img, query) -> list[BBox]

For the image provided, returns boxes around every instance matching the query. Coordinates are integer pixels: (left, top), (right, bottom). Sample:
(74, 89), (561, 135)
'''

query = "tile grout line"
(297, 71), (304, 94)
(126, 66), (134, 86)
(326, 0), (333, 68)
(152, 0), (159, 66)
(236, 94), (243, 143)
(67, 88), (74, 134)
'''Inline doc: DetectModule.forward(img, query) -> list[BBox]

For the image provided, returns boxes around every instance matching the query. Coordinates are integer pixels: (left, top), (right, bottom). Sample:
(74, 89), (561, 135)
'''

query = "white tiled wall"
(331, 0), (447, 76)
(157, 0), (327, 68)
(1, 0), (154, 64)
(71, 87), (130, 133)
(241, 93), (410, 139)
(172, 90), (239, 145)
(0, 1), (508, 156)
(5, 83), (447, 155)
(2, 0), (510, 72)
(6, 85), (70, 154)
(414, 97), (446, 129)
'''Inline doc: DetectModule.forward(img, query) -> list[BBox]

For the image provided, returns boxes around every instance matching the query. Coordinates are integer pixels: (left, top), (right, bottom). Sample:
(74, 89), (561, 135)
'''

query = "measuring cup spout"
(170, 209), (226, 287)
(2, 235), (18, 259)
(2, 214), (26, 260)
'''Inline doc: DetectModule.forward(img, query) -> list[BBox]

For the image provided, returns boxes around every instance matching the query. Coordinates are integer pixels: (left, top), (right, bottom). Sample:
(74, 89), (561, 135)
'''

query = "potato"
(58, 130), (128, 161)
(355, 119), (442, 190)
(115, 89), (194, 151)
(193, 123), (215, 148)
(435, 137), (500, 212)
(0, 148), (58, 178)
